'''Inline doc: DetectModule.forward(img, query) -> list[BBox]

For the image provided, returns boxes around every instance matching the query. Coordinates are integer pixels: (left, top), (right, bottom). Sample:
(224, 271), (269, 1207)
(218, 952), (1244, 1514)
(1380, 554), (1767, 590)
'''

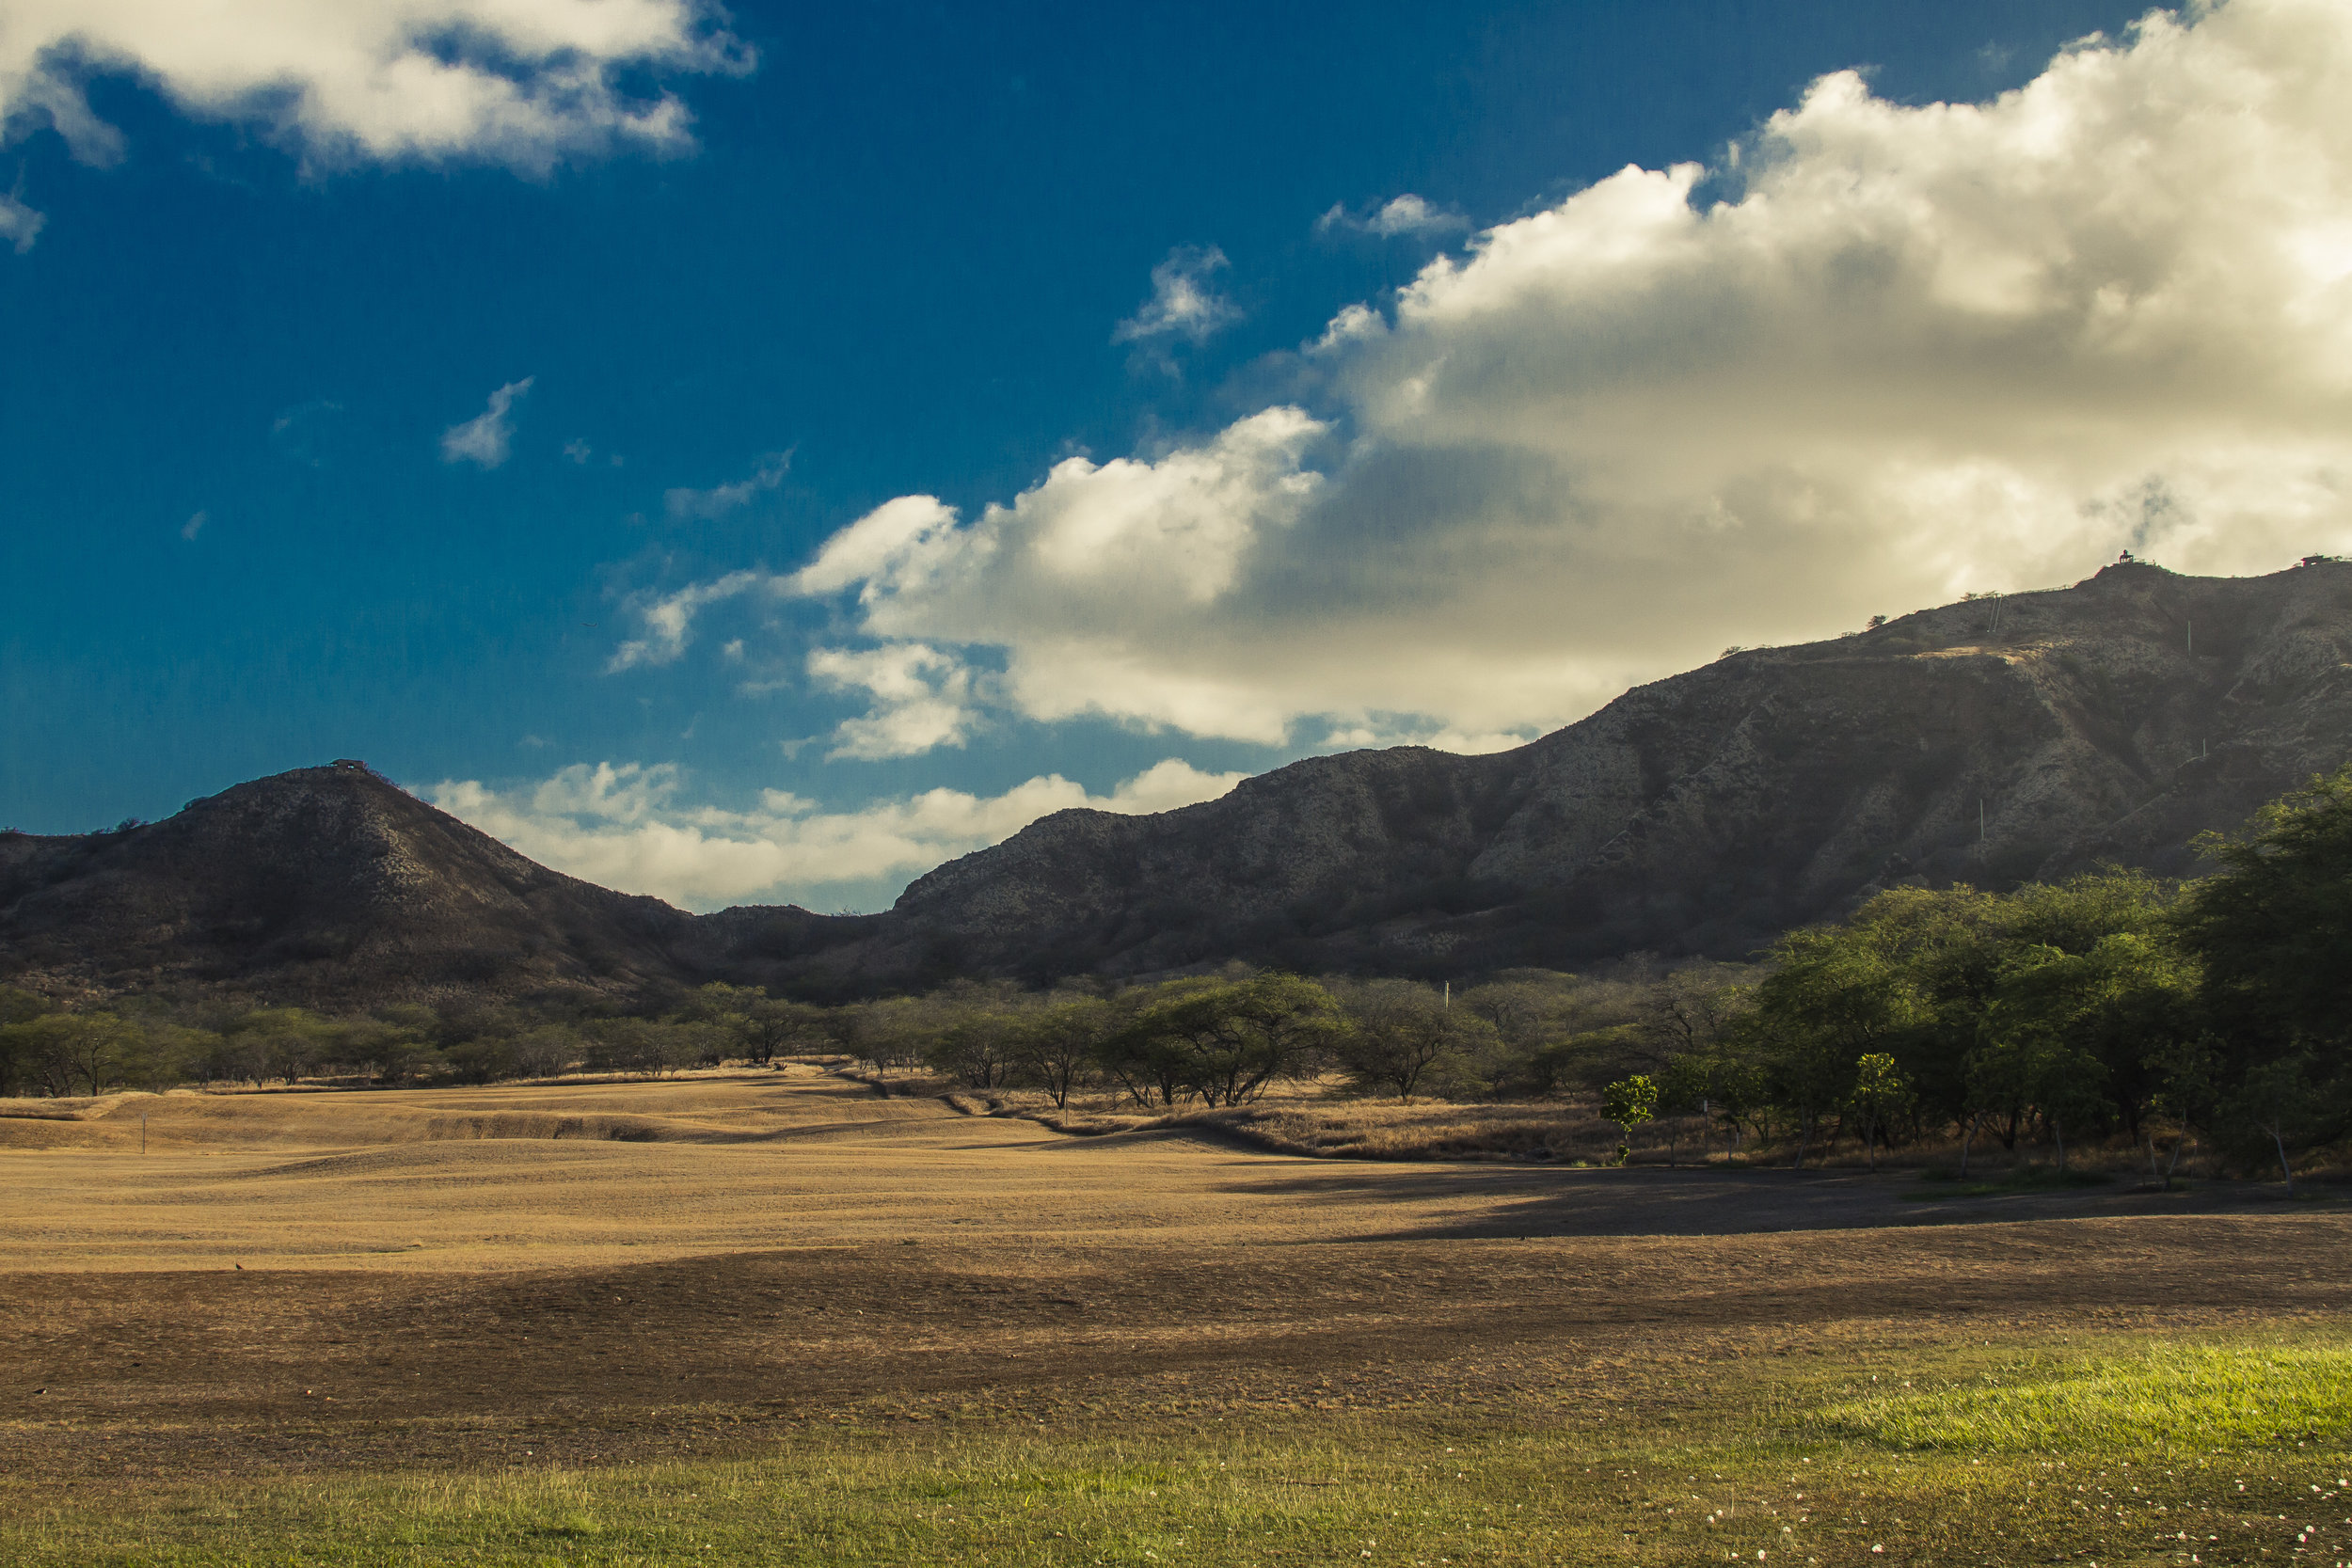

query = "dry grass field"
(2, 1069), (2348, 1563)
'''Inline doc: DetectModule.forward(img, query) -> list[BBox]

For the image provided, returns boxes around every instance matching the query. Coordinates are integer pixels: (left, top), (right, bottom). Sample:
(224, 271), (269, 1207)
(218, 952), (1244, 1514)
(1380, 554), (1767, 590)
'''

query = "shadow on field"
(1212, 1163), (2264, 1240)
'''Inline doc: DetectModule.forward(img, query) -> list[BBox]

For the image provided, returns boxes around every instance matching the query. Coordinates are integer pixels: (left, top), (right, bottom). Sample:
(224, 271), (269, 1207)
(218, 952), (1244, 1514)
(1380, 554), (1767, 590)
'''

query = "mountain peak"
(0, 762), (694, 1003)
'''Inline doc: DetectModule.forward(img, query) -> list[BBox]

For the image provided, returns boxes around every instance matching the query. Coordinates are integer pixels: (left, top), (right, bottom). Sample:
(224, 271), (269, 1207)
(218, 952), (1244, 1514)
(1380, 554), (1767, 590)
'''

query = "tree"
(2173, 766), (2352, 1173)
(0, 986), (56, 1097)
(2224, 1053), (2323, 1196)
(2176, 763), (2352, 1064)
(1010, 998), (1108, 1109)
(2144, 1034), (2218, 1191)
(927, 1009), (1022, 1090)
(674, 984), (818, 1067)
(1742, 927), (1923, 1167)
(584, 1019), (712, 1078)
(1654, 1053), (1720, 1165)
(1106, 974), (1348, 1107)
(1600, 1075), (1658, 1165)
(1335, 980), (1496, 1101)
(1981, 937), (2192, 1171)
(1849, 1053), (1912, 1172)
(510, 1024), (580, 1081)
(1639, 973), (1749, 1064)
(0, 1012), (145, 1096)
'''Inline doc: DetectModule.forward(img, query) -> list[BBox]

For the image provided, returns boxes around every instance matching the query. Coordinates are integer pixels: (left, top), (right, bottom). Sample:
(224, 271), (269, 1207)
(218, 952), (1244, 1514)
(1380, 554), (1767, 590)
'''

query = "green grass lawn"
(6, 1328), (2350, 1565)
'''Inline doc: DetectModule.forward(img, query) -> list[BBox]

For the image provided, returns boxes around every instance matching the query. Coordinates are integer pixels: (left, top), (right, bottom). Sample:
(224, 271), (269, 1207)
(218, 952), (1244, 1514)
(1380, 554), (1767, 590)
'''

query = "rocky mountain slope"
(0, 762), (709, 1003)
(763, 559), (2352, 986)
(6, 561), (2349, 1001)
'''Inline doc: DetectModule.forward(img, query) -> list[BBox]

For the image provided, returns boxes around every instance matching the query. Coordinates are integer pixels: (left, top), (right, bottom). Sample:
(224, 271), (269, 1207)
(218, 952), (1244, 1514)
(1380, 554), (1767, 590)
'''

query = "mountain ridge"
(6, 560), (2349, 1002)
(758, 557), (2352, 986)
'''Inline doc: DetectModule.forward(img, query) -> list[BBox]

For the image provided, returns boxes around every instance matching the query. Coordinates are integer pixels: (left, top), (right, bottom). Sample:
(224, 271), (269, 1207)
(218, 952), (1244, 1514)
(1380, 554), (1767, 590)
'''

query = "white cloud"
(1314, 193), (1470, 238)
(179, 509), (205, 541)
(661, 0), (2352, 761)
(1113, 244), (1240, 345)
(438, 376), (532, 467)
(0, 0), (743, 184)
(805, 642), (975, 760)
(428, 757), (1250, 911)
(664, 451), (788, 521)
(564, 437), (593, 464)
(607, 569), (760, 671)
(0, 187), (42, 251)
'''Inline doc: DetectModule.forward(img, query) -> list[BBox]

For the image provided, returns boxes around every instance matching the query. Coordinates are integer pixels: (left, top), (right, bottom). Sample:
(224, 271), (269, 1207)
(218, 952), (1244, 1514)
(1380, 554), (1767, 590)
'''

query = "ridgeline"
(4, 559), (2348, 1004)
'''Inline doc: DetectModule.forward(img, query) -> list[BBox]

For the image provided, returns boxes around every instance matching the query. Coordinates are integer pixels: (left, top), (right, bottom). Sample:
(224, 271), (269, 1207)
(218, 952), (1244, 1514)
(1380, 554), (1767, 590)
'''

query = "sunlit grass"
(1820, 1337), (2352, 1452)
(8, 1327), (2352, 1564)
(0, 1423), (1661, 1566)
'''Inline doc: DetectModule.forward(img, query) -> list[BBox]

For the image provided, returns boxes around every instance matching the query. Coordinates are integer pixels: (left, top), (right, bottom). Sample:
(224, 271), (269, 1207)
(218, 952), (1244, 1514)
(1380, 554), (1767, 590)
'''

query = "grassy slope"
(6, 1327), (2347, 1565)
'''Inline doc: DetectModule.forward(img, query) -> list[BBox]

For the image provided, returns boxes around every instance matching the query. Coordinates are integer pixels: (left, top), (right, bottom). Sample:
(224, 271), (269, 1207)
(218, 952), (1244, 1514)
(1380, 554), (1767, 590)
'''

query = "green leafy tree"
(2176, 763), (2352, 1063)
(1742, 927), (1923, 1167)
(2173, 765), (2352, 1173)
(1979, 947), (2114, 1171)
(1974, 927), (2196, 1170)
(1106, 974), (1348, 1107)
(1849, 1052), (1912, 1172)
(1600, 1074), (1658, 1165)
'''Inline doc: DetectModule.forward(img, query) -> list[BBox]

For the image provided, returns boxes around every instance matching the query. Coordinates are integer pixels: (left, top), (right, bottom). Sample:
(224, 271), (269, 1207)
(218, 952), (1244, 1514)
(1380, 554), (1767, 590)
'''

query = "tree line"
(1613, 764), (2352, 1184)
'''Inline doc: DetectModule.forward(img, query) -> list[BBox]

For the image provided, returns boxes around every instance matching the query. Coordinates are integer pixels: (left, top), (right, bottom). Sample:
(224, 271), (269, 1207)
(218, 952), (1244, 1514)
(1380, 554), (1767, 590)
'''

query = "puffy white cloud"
(1315, 193), (1470, 238)
(805, 643), (974, 760)
(427, 756), (1250, 911)
(787, 406), (1329, 744)
(1113, 244), (1240, 345)
(0, 0), (742, 178)
(606, 569), (760, 671)
(644, 0), (2352, 762)
(439, 376), (532, 467)
(665, 451), (789, 521)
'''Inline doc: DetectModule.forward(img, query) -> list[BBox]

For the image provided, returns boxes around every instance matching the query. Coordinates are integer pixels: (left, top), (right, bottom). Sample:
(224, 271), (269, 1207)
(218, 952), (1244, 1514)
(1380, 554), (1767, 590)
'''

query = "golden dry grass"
(5, 1063), (2350, 1567)
(0, 1068), (1687, 1273)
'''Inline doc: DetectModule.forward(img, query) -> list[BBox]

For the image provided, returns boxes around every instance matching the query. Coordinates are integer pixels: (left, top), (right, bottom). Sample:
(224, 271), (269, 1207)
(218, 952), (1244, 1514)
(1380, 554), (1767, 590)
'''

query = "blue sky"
(7, 0), (2349, 911)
